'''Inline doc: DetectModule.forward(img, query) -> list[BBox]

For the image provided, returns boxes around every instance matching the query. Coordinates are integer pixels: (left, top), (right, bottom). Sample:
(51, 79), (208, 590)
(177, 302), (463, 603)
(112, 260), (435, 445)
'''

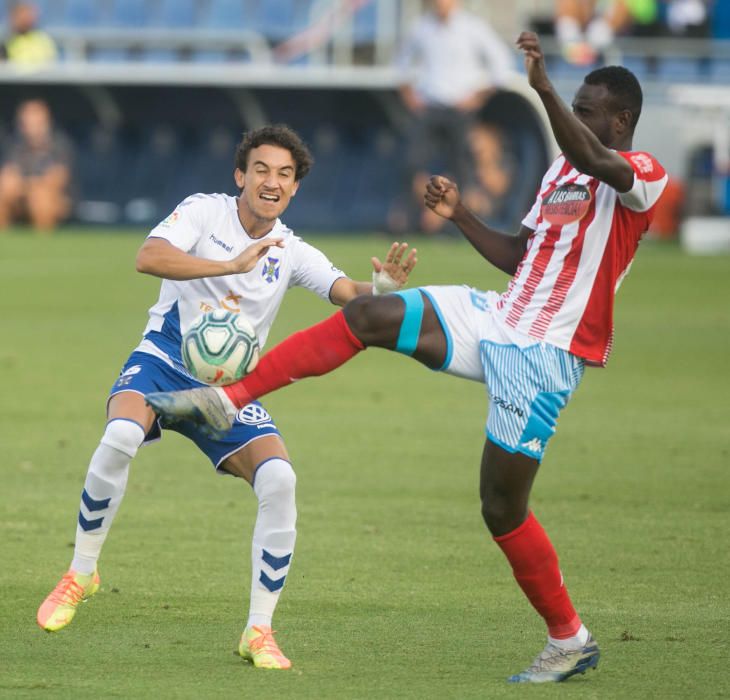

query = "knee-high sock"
(224, 310), (364, 409)
(247, 458), (297, 629)
(70, 419), (145, 575)
(494, 511), (582, 639)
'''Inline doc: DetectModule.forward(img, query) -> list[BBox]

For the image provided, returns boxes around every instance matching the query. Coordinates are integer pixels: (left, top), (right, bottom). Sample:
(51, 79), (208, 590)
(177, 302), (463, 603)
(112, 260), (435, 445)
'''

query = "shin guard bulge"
(70, 419), (145, 574)
(494, 511), (582, 639)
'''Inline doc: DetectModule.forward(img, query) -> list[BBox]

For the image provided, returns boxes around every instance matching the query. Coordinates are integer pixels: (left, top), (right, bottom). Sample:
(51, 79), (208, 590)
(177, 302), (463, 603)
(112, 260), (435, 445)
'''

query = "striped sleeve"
(616, 151), (668, 213)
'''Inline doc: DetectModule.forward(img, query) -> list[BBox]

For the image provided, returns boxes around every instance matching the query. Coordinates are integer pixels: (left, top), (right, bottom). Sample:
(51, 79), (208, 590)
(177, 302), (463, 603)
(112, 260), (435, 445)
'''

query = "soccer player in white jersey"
(36, 125), (417, 670)
(147, 34), (668, 683)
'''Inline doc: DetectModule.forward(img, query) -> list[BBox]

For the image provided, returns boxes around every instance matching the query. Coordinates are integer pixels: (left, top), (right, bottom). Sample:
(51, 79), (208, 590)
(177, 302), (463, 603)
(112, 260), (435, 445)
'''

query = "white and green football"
(181, 309), (259, 386)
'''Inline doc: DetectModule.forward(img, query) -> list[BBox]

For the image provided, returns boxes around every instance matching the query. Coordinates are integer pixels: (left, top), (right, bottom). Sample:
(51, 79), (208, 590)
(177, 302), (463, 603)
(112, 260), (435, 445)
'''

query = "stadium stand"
(0, 1), (727, 229)
(157, 0), (199, 29)
(108, 0), (149, 28)
(63, 0), (101, 28)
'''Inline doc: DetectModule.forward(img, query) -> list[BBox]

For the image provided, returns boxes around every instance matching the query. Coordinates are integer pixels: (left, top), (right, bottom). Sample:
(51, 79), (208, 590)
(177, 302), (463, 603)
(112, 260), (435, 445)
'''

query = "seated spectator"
(665, 0), (709, 38)
(0, 99), (73, 233)
(464, 123), (514, 221)
(392, 0), (513, 234)
(0, 2), (57, 68)
(555, 0), (660, 64)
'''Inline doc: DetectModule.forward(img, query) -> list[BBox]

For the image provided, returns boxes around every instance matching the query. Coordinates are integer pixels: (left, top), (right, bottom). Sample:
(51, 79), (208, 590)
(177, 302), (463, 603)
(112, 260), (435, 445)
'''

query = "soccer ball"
(181, 310), (259, 386)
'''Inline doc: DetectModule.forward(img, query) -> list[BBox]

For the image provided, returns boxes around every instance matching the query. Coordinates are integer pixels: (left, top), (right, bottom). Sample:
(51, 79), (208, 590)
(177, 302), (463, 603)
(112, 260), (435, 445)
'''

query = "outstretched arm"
(424, 176), (531, 275)
(516, 31), (634, 193)
(136, 236), (284, 281)
(330, 242), (418, 305)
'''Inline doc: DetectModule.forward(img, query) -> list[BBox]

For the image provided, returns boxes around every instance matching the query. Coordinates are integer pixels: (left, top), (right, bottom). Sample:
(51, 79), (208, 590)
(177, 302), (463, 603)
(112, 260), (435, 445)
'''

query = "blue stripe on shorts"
(393, 288), (424, 356)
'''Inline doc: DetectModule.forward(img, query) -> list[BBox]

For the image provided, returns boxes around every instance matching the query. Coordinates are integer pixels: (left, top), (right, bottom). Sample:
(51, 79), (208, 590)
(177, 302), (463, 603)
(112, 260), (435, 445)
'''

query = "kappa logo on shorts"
(236, 404), (272, 425)
(521, 438), (543, 453)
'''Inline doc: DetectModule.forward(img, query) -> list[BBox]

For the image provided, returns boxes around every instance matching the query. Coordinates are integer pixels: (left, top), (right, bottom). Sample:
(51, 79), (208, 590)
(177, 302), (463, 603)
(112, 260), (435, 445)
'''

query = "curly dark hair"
(584, 66), (643, 129)
(234, 124), (314, 181)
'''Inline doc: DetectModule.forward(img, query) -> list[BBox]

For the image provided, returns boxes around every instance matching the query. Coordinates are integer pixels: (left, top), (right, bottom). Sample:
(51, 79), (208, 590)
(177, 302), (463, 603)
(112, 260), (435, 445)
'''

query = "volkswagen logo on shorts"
(236, 404), (272, 425)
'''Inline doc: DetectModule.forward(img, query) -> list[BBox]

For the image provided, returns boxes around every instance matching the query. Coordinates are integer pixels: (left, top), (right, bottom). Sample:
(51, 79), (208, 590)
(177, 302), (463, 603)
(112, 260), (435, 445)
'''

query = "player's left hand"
(371, 242), (418, 293)
(232, 237), (284, 274)
(516, 32), (552, 94)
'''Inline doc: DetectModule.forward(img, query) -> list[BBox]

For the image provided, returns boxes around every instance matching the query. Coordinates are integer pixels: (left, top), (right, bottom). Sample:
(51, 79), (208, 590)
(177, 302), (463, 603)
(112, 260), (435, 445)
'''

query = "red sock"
(494, 512), (581, 639)
(224, 310), (365, 409)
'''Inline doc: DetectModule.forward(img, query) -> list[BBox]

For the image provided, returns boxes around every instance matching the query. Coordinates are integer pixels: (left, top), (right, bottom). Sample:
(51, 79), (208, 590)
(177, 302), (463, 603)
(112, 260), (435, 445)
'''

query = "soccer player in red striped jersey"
(147, 32), (667, 683)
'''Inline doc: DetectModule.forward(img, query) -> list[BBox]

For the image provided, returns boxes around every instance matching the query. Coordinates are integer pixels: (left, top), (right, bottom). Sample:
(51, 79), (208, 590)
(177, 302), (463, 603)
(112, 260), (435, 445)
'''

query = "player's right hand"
(516, 31), (551, 94)
(424, 175), (460, 220)
(232, 237), (284, 274)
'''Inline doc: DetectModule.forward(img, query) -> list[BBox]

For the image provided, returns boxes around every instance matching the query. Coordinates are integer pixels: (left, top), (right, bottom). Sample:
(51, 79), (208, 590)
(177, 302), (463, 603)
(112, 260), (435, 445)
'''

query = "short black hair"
(584, 65), (643, 128)
(234, 124), (313, 181)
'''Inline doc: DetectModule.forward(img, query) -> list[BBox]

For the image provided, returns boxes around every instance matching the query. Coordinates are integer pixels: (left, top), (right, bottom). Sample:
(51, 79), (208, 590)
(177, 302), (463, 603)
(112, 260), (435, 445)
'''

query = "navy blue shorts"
(109, 351), (280, 470)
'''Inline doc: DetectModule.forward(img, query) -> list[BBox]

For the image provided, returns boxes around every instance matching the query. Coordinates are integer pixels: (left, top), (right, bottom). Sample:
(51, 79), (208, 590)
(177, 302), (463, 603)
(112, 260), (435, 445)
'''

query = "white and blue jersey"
(136, 192), (346, 371)
(111, 193), (348, 469)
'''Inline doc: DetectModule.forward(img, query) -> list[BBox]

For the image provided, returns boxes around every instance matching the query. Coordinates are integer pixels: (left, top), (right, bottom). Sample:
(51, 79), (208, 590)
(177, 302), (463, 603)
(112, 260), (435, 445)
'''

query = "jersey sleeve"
(616, 152), (668, 213)
(289, 239), (347, 301)
(148, 195), (207, 252)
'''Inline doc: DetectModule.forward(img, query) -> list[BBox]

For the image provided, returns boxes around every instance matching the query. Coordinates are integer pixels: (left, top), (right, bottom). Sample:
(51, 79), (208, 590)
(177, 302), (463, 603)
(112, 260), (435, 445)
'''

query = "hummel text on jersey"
(209, 233), (233, 253)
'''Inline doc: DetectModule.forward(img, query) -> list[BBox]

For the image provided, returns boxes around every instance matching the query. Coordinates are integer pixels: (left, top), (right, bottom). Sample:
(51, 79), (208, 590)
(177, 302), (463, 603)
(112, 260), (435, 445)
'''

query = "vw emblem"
(236, 404), (272, 425)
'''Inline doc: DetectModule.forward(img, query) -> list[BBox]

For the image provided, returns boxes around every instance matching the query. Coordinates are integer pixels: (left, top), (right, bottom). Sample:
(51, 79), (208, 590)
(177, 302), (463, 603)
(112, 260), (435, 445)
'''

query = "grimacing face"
(234, 143), (300, 223)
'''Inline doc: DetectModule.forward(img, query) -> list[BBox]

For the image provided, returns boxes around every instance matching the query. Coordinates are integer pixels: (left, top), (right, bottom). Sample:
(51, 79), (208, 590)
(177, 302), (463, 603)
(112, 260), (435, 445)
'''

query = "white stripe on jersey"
(495, 151), (668, 365)
(535, 180), (617, 348)
(511, 172), (591, 336)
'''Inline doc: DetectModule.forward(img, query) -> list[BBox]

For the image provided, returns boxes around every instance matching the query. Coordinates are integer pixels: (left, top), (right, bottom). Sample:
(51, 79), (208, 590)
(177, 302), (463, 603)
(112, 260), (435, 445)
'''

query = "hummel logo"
(521, 438), (543, 453)
(209, 233), (233, 253)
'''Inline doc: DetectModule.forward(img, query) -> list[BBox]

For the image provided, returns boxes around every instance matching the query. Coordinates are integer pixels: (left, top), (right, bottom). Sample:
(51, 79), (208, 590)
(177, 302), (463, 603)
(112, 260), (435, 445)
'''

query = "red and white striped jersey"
(495, 151), (667, 366)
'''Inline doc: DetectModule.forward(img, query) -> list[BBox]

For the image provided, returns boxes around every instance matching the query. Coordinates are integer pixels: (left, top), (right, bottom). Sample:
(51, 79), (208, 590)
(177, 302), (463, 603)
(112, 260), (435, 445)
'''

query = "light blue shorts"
(404, 286), (585, 462)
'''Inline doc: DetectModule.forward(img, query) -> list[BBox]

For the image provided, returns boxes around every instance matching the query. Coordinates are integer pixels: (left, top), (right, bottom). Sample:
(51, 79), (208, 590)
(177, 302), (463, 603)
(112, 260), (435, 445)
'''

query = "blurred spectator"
(0, 99), (73, 232)
(555, 0), (660, 65)
(392, 0), (513, 234)
(555, 0), (711, 63)
(665, 0), (709, 37)
(466, 123), (514, 224)
(0, 2), (57, 68)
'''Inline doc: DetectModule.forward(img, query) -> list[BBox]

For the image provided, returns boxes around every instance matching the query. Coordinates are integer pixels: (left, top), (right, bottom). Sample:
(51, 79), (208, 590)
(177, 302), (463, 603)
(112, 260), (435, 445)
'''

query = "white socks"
(70, 419), (145, 575)
(549, 624), (590, 651)
(246, 458), (297, 629)
(69, 421), (297, 633)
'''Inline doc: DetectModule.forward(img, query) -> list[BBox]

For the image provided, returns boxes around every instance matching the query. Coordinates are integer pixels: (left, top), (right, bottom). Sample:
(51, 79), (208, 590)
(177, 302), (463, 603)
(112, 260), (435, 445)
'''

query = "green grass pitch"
(1, 230), (728, 699)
